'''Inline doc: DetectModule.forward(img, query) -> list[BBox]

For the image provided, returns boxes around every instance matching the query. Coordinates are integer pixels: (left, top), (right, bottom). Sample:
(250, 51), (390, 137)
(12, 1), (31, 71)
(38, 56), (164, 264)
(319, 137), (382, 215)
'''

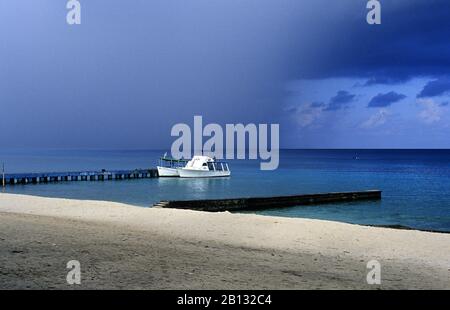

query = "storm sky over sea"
(1, 0), (449, 149)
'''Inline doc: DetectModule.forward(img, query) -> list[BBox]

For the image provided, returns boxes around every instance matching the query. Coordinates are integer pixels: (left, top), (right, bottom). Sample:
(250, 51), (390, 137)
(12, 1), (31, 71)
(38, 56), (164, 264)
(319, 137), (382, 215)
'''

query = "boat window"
(207, 162), (214, 171)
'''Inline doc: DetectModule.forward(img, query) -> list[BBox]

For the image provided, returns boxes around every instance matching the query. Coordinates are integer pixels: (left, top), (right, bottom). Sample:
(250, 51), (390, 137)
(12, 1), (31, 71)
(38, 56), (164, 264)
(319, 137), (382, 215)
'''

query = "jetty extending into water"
(153, 190), (382, 212)
(1, 169), (158, 185)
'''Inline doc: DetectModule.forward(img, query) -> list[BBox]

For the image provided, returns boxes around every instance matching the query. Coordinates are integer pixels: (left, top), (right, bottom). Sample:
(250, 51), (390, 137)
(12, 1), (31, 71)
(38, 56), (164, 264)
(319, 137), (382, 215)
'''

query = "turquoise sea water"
(1, 149), (450, 232)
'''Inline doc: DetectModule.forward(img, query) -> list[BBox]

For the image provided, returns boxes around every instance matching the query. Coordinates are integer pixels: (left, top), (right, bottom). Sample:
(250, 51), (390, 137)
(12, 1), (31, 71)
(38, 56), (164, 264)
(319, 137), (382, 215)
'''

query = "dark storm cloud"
(2, 1), (450, 149)
(1, 0), (323, 149)
(311, 101), (325, 108)
(363, 76), (411, 86)
(285, 106), (298, 113)
(297, 0), (450, 81)
(324, 91), (355, 111)
(417, 78), (450, 98)
(368, 91), (406, 108)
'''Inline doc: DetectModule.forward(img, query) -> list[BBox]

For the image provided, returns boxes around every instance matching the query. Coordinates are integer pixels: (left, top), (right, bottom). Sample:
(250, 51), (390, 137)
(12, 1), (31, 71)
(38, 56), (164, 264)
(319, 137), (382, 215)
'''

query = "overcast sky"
(1, 0), (449, 149)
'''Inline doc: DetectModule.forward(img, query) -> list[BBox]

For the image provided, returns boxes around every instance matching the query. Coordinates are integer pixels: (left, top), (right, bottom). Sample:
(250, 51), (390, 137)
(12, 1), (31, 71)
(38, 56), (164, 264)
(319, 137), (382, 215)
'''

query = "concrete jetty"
(153, 190), (382, 211)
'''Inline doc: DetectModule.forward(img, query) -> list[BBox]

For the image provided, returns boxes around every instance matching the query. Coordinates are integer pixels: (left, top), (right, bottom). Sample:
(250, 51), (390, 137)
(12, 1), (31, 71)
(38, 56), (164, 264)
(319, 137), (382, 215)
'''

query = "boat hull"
(157, 166), (179, 177)
(178, 168), (230, 178)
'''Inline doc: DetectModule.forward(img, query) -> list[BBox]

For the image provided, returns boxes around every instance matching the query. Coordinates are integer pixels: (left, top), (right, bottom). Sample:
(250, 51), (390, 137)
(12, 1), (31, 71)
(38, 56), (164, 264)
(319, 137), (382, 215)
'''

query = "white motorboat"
(157, 154), (188, 177)
(177, 155), (231, 178)
(157, 166), (179, 177)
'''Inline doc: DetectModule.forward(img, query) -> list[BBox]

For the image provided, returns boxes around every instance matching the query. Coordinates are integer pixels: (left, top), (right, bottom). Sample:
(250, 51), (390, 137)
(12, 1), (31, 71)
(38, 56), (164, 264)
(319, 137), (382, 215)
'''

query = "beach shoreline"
(0, 193), (449, 289)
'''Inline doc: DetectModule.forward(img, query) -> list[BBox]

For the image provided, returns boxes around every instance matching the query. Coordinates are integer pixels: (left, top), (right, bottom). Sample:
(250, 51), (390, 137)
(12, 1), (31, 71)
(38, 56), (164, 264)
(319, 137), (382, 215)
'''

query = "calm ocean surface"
(1, 149), (450, 232)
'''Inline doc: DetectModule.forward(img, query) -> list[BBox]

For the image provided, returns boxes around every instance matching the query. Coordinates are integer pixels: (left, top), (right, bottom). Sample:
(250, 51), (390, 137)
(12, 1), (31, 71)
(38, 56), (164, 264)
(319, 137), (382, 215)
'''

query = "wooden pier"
(153, 190), (382, 212)
(2, 169), (158, 185)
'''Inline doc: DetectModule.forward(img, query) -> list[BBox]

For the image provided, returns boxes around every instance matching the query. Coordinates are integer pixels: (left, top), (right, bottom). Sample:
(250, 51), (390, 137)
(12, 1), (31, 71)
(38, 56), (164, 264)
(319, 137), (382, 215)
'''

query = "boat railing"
(159, 157), (189, 168)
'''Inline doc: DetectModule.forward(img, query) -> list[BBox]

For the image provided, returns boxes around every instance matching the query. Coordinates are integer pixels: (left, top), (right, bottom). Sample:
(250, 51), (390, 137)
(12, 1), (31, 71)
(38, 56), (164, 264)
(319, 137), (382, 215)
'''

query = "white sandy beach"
(0, 193), (449, 289)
